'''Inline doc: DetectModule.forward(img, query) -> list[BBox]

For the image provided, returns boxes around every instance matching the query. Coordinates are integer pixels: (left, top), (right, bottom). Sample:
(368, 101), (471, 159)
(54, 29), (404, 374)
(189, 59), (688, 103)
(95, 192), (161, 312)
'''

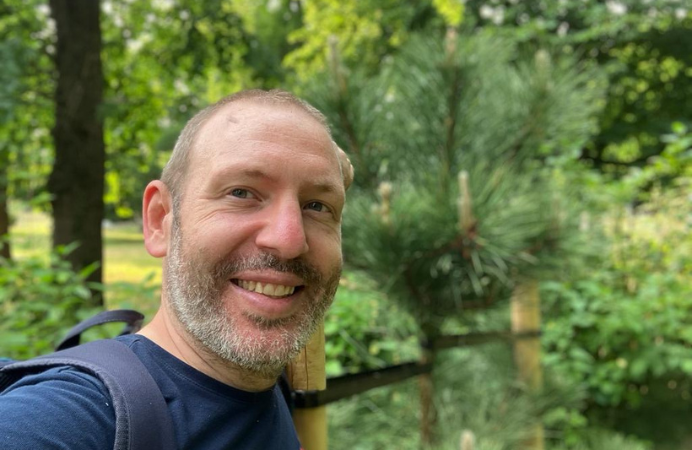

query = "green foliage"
(432, 0), (465, 27)
(0, 0), (54, 207)
(229, 0), (303, 86)
(100, 0), (253, 219)
(325, 271), (419, 376)
(543, 272), (692, 407)
(307, 31), (606, 189)
(285, 0), (438, 81)
(343, 168), (562, 329)
(0, 245), (101, 359)
(620, 122), (692, 196)
(98, 0), (311, 219)
(329, 345), (592, 450)
(380, 34), (605, 176)
(541, 177), (692, 444)
(318, 29), (605, 334)
(551, 428), (652, 450)
(462, 0), (692, 178)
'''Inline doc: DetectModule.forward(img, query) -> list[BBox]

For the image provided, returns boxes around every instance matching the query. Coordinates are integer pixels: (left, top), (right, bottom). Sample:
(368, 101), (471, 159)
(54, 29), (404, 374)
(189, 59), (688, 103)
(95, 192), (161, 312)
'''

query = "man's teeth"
(236, 280), (296, 297)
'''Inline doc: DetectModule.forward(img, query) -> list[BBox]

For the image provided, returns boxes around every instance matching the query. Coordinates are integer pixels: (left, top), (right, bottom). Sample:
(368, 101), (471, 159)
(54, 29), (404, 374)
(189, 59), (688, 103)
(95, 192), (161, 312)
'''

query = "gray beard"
(164, 219), (340, 377)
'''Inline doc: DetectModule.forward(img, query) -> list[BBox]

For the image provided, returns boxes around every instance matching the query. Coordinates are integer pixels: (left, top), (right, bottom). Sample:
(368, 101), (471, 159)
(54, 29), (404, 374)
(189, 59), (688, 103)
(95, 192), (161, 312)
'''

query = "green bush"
(325, 271), (419, 376)
(0, 246), (101, 359)
(550, 428), (652, 450)
(541, 176), (692, 446)
(543, 272), (692, 407)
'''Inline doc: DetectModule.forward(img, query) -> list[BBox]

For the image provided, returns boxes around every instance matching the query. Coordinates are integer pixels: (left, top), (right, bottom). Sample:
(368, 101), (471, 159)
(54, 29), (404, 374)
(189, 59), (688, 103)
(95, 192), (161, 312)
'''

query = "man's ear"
(143, 180), (173, 258)
(336, 145), (354, 191)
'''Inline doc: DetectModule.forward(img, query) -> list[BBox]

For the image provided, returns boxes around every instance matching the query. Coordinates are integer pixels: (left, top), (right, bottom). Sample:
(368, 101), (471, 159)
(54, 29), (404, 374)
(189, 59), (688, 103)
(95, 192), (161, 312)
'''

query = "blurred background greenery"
(2, 0), (692, 448)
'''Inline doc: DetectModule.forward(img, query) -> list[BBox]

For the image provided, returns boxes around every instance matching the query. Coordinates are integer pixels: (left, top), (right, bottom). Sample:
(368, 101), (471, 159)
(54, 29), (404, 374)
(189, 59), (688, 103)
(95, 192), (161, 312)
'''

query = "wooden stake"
(510, 280), (544, 450)
(287, 323), (327, 450)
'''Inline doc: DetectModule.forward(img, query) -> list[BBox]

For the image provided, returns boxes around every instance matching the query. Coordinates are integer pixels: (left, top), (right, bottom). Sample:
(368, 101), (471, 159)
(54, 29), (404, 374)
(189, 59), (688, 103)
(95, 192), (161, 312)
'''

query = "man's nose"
(255, 200), (309, 260)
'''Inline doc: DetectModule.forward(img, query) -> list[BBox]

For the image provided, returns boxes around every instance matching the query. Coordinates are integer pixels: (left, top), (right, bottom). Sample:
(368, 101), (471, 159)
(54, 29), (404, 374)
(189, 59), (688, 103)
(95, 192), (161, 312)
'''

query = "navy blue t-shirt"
(0, 334), (301, 449)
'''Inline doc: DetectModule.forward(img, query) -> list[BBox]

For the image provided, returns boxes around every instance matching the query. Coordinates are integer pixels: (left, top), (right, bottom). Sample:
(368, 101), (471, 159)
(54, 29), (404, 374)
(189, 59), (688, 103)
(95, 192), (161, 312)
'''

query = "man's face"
(164, 101), (344, 376)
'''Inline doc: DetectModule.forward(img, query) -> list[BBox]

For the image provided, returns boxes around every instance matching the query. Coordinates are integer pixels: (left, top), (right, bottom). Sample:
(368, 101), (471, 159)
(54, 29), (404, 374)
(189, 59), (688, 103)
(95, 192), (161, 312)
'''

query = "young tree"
(306, 27), (605, 446)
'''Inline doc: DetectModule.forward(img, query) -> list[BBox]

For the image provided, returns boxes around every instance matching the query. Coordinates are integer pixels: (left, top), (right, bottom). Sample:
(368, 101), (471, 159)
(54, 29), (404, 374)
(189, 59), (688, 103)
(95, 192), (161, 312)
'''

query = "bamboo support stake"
(510, 280), (544, 450)
(287, 323), (327, 450)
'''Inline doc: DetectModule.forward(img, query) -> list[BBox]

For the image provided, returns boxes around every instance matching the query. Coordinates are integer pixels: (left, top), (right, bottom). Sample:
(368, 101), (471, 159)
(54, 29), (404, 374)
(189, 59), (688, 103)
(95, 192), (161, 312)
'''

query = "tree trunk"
(48, 0), (104, 304)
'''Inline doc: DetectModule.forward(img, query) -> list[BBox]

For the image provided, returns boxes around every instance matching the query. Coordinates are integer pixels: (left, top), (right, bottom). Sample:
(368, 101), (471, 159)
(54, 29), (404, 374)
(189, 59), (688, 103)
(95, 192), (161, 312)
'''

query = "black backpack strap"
(56, 310), (145, 351)
(1, 339), (175, 450)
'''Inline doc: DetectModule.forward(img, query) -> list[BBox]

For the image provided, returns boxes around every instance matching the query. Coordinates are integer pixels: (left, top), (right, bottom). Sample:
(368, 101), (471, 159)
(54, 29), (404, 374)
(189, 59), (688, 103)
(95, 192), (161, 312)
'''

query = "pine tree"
(305, 27), (606, 446)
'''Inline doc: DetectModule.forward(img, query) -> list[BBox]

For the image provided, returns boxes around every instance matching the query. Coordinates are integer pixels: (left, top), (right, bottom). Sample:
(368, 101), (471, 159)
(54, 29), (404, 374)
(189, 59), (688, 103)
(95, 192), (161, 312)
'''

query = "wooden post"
(287, 323), (327, 450)
(510, 280), (544, 450)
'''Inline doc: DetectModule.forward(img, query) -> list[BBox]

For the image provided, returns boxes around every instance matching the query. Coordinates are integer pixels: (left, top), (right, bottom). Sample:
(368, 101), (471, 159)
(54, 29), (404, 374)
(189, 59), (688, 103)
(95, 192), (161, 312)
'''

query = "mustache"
(211, 252), (323, 286)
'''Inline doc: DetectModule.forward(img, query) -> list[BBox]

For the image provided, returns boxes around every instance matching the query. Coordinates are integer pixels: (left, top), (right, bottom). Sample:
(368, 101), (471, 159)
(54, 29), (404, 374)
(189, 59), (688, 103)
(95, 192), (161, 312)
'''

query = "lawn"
(11, 206), (161, 284)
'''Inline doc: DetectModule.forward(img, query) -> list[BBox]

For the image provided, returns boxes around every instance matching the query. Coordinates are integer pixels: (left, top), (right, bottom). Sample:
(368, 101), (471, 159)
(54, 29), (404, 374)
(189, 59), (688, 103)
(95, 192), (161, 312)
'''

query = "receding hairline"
(160, 89), (336, 205)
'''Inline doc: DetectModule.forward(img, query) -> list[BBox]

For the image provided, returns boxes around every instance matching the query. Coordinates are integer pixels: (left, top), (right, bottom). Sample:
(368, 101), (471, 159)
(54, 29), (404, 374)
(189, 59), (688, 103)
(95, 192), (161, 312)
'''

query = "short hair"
(161, 89), (333, 207)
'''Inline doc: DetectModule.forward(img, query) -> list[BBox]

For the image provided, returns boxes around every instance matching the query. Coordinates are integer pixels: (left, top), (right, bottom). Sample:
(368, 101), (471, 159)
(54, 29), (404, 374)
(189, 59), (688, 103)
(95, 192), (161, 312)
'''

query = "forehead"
(187, 100), (342, 189)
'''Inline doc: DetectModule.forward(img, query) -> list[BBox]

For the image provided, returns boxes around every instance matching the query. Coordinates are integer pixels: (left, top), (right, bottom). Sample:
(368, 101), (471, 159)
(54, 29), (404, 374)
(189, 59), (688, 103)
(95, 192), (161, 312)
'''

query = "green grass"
(11, 208), (161, 283)
(103, 224), (162, 286)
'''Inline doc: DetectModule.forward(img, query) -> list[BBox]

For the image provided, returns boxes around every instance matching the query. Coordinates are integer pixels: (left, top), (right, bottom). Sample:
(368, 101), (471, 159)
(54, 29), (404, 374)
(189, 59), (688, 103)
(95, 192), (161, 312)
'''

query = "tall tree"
(48, 0), (104, 302)
(306, 27), (605, 446)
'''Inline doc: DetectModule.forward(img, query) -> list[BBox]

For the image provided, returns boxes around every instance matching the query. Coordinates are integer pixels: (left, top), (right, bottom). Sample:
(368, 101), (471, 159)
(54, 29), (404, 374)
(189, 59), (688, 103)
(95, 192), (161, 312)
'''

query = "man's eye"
(230, 188), (254, 199)
(304, 201), (329, 213)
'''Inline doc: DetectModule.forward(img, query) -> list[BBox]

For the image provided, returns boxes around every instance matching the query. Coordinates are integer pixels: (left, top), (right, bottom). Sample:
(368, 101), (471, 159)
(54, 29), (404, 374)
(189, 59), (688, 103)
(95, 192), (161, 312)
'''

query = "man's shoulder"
(0, 364), (116, 449)
(3, 363), (109, 393)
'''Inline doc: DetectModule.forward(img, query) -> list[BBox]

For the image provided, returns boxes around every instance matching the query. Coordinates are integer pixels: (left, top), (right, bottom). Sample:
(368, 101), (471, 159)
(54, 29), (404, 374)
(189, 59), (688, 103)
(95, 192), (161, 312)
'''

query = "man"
(0, 89), (353, 448)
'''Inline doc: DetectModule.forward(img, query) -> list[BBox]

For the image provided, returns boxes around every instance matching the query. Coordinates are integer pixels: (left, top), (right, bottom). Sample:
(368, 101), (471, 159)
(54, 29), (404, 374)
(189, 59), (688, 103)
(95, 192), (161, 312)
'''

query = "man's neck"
(138, 307), (278, 392)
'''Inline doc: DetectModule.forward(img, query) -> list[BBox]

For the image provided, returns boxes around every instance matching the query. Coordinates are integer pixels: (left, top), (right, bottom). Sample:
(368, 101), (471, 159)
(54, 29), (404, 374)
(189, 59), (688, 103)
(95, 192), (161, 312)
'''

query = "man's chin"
(208, 314), (310, 373)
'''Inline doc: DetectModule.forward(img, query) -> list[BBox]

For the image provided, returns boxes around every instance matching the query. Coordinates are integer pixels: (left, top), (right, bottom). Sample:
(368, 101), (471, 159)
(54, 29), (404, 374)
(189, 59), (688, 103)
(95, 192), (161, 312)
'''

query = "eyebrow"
(214, 167), (343, 195)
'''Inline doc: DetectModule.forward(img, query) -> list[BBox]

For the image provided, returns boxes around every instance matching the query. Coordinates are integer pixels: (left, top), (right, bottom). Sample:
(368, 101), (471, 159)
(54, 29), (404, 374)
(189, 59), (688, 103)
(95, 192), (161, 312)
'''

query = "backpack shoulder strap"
(56, 309), (145, 351)
(1, 339), (175, 450)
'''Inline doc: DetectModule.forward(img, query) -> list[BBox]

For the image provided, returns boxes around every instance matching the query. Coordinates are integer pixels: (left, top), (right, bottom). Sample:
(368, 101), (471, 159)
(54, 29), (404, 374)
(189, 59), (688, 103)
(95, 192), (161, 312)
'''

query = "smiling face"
(163, 100), (344, 376)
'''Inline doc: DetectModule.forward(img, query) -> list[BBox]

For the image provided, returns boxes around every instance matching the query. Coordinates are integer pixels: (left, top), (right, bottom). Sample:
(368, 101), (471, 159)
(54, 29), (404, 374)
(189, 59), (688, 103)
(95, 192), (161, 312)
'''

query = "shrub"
(541, 177), (692, 446)
(0, 246), (101, 359)
(325, 271), (419, 376)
